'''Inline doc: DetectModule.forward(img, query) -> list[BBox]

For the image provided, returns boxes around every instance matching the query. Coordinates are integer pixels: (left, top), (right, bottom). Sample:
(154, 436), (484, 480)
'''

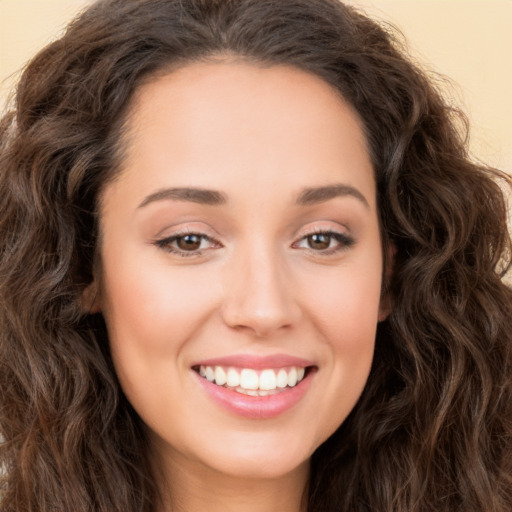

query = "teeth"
(276, 369), (288, 388)
(288, 367), (298, 387)
(259, 369), (277, 390)
(205, 366), (215, 382)
(197, 365), (308, 393)
(226, 368), (240, 387)
(214, 366), (227, 386)
(240, 369), (259, 390)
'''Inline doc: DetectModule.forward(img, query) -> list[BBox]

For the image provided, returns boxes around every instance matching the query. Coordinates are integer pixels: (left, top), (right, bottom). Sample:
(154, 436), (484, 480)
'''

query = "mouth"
(192, 365), (314, 396)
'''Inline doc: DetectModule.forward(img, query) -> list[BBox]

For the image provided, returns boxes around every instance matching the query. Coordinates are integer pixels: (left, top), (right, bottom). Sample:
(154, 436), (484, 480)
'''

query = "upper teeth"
(198, 365), (306, 392)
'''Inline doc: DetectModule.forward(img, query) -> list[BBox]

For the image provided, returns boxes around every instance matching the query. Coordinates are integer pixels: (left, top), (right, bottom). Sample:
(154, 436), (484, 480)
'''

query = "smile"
(194, 365), (307, 396)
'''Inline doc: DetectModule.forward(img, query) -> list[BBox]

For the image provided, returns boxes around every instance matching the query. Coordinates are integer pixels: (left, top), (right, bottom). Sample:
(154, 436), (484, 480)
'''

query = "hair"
(1, 0), (511, 510)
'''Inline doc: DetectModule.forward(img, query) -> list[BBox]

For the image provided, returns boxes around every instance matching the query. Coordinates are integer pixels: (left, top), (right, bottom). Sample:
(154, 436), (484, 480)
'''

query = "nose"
(221, 246), (301, 337)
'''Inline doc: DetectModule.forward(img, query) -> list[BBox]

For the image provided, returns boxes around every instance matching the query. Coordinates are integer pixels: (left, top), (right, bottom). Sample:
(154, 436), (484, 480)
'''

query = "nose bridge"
(221, 237), (299, 336)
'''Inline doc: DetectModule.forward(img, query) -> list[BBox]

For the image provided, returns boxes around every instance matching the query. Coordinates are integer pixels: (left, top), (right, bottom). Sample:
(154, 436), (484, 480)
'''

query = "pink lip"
(191, 353), (314, 370)
(193, 366), (316, 420)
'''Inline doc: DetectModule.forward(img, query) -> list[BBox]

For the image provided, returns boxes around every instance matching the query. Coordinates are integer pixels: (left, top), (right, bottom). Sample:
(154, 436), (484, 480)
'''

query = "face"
(94, 61), (385, 482)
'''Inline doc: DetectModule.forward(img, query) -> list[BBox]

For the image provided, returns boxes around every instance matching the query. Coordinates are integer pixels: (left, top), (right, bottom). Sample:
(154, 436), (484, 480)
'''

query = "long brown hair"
(1, 0), (511, 510)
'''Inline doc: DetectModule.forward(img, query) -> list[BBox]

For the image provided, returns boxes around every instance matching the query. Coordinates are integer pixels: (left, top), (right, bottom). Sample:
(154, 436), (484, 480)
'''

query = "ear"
(81, 279), (101, 315)
(378, 242), (396, 322)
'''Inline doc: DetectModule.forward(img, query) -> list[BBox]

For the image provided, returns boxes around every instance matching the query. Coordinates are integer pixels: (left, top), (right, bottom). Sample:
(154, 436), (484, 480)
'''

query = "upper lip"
(191, 353), (315, 370)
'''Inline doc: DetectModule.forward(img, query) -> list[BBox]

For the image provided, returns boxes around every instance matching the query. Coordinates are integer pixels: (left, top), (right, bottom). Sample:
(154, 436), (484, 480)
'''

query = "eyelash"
(154, 229), (355, 258)
(154, 232), (219, 257)
(292, 229), (355, 255)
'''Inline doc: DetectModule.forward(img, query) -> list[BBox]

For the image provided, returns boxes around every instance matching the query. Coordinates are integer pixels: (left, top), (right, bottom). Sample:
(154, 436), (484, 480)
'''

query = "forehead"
(105, 60), (375, 212)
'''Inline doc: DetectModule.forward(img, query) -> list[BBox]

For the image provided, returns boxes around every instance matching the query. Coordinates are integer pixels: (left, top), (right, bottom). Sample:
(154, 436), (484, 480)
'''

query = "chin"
(184, 427), (319, 481)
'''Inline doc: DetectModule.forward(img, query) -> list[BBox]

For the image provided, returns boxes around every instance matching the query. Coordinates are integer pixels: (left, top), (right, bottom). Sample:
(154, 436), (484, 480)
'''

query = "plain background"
(1, 0), (511, 172)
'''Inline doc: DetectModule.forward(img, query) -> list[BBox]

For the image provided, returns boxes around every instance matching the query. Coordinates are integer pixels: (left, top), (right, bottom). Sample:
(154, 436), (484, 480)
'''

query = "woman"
(1, 0), (511, 511)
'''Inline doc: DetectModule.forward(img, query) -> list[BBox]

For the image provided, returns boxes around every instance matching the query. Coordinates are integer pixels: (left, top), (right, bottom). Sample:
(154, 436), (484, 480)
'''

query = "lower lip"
(194, 371), (314, 419)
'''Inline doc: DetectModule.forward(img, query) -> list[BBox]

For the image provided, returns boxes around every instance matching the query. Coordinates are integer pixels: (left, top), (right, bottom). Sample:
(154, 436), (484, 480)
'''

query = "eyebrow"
(137, 183), (369, 209)
(138, 187), (228, 208)
(296, 184), (370, 208)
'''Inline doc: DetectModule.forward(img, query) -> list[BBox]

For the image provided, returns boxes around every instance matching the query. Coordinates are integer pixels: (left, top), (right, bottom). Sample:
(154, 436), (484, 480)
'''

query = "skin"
(91, 60), (387, 512)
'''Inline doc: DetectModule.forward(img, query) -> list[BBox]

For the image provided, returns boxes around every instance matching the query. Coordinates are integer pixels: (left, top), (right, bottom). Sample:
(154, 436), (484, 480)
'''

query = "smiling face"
(94, 61), (385, 484)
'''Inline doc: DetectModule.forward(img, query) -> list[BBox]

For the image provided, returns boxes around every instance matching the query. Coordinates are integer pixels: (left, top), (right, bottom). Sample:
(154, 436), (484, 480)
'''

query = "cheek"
(304, 257), (382, 339)
(99, 245), (222, 373)
(300, 254), (382, 386)
(99, 254), (223, 429)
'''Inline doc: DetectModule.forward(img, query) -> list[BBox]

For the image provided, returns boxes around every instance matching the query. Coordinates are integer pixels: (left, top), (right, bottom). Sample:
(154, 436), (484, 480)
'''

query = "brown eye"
(307, 233), (332, 250)
(293, 230), (355, 254)
(155, 232), (221, 257)
(176, 234), (202, 251)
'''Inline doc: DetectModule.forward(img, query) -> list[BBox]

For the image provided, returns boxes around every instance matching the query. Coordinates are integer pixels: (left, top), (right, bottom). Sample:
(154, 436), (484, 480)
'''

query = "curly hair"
(1, 0), (511, 510)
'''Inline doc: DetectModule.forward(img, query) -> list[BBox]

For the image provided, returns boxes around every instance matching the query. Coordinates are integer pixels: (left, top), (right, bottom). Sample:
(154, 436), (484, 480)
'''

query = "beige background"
(1, 0), (511, 171)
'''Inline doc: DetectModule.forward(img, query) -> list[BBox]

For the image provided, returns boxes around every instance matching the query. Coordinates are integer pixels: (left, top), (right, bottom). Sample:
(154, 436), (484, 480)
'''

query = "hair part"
(1, 0), (511, 510)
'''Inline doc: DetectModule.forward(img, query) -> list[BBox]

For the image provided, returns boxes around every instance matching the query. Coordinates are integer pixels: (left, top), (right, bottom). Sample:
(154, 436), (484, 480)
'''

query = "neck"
(152, 448), (309, 512)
